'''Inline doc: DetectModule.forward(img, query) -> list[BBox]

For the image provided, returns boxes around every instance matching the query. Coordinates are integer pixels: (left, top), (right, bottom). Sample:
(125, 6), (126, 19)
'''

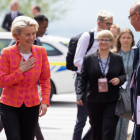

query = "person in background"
(0, 14), (49, 140)
(32, 5), (41, 16)
(129, 1), (140, 139)
(0, 16), (51, 140)
(113, 28), (134, 140)
(73, 10), (113, 140)
(77, 30), (126, 140)
(2, 0), (23, 31)
(9, 14), (48, 46)
(110, 24), (120, 50)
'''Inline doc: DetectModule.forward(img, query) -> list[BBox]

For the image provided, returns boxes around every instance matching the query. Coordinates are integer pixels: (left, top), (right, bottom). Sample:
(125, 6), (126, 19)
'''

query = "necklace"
(18, 46), (32, 54)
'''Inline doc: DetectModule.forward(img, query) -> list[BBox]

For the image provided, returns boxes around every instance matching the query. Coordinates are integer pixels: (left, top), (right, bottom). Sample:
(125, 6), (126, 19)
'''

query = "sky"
(0, 0), (140, 43)
(47, 0), (140, 43)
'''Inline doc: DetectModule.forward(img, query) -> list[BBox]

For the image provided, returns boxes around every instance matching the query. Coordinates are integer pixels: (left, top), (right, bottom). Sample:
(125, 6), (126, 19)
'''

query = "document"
(137, 96), (140, 125)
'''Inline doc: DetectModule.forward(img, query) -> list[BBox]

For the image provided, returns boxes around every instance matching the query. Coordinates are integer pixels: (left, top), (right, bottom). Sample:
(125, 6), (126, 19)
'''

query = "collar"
(11, 10), (18, 14)
(119, 49), (132, 54)
(14, 42), (36, 53)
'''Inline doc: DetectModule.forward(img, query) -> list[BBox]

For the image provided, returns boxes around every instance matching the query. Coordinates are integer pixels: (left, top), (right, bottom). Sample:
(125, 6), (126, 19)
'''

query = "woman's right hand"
(19, 56), (36, 73)
(77, 100), (83, 106)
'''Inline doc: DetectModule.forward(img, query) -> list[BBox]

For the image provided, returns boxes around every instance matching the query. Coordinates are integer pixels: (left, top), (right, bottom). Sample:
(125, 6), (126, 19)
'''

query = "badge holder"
(98, 78), (108, 92)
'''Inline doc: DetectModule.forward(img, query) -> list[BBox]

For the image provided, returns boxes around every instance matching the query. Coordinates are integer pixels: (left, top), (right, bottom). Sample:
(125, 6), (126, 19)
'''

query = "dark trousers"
(131, 123), (140, 140)
(73, 75), (92, 140)
(87, 101), (119, 140)
(0, 103), (39, 140)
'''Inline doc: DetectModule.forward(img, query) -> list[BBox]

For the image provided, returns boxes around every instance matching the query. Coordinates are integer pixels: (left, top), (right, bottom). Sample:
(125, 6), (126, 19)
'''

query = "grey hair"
(97, 10), (114, 22)
(10, 0), (19, 8)
(11, 16), (39, 39)
(131, 1), (140, 13)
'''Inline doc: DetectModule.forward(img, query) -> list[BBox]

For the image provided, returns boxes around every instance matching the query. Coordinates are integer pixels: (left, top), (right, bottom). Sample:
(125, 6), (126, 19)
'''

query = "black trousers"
(87, 101), (119, 140)
(0, 103), (39, 140)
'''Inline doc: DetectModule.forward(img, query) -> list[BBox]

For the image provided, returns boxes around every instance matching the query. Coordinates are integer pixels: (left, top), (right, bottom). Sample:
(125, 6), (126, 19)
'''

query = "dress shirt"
(11, 11), (18, 20)
(0, 43), (51, 107)
(74, 27), (99, 73)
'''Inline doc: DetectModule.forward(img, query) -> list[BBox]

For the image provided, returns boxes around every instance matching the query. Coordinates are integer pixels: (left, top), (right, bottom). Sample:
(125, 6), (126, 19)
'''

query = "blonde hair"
(113, 28), (135, 53)
(11, 16), (39, 39)
(97, 10), (114, 22)
(110, 24), (120, 34)
(97, 30), (114, 41)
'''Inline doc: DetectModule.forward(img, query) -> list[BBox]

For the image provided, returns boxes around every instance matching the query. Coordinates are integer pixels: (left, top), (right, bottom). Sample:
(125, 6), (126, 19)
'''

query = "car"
(0, 32), (74, 99)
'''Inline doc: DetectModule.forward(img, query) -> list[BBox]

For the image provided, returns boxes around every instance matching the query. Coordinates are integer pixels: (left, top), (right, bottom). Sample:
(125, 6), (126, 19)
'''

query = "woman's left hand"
(109, 78), (120, 86)
(39, 103), (47, 117)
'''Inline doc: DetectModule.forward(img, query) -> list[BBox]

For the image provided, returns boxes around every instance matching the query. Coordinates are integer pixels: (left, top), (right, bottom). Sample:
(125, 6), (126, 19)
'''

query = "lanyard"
(119, 50), (131, 75)
(98, 52), (110, 78)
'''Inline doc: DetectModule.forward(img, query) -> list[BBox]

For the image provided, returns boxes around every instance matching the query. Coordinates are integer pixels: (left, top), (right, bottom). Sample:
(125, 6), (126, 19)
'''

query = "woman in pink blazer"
(0, 16), (51, 140)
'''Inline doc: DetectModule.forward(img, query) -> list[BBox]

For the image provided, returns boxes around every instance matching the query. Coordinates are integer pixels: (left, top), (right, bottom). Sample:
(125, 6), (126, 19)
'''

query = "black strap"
(85, 31), (94, 54)
(98, 52), (110, 78)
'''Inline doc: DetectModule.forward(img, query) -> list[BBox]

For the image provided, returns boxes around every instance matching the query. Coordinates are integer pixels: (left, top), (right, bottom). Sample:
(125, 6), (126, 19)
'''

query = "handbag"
(115, 88), (132, 120)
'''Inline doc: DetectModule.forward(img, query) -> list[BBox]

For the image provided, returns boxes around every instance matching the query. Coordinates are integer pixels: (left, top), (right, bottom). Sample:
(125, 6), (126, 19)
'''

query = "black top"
(77, 51), (126, 103)
(2, 12), (23, 31)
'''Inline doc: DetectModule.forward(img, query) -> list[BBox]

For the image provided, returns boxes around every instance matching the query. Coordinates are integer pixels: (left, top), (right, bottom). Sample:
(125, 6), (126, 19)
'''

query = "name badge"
(98, 78), (108, 92)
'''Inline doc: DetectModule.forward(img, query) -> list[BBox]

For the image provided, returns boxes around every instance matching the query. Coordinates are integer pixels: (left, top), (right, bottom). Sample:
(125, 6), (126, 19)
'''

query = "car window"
(41, 42), (62, 56)
(0, 39), (12, 53)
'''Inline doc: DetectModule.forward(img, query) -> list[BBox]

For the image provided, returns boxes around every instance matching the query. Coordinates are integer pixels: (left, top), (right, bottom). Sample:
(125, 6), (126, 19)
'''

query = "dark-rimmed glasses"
(98, 39), (112, 43)
(128, 13), (136, 20)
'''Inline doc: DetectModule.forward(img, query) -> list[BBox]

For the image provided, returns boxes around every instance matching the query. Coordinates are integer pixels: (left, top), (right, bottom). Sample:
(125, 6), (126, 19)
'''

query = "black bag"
(115, 88), (132, 120)
(66, 31), (94, 71)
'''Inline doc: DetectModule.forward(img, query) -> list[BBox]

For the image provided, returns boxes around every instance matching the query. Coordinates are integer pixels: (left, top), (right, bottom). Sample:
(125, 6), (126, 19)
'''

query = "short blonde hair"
(97, 10), (113, 22)
(11, 16), (39, 39)
(97, 30), (114, 41)
(110, 24), (120, 34)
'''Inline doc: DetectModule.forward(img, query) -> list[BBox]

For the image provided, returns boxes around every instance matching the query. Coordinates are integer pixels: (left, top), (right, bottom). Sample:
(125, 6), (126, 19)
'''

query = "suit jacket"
(9, 37), (42, 46)
(77, 51), (126, 103)
(2, 12), (23, 31)
(0, 43), (51, 107)
(130, 47), (138, 118)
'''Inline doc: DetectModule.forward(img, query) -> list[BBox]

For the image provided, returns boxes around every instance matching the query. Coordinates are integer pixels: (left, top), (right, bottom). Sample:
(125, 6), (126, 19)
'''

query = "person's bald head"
(129, 1), (140, 31)
(131, 1), (140, 13)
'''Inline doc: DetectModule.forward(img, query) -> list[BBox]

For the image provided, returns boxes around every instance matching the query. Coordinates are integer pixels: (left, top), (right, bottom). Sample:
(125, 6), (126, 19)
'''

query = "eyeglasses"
(102, 22), (112, 26)
(128, 13), (136, 20)
(98, 39), (112, 43)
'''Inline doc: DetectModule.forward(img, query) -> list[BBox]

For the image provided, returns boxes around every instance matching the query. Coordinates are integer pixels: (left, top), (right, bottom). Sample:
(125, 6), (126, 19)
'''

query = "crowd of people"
(73, 1), (140, 140)
(0, 0), (140, 140)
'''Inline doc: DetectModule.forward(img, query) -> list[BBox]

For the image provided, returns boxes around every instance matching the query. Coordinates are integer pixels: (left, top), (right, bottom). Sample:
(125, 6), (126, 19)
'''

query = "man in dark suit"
(2, 0), (23, 31)
(0, 14), (49, 140)
(129, 1), (140, 140)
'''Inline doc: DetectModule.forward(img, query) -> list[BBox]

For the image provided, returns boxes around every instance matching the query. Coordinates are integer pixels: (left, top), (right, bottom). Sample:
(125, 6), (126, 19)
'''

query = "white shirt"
(74, 27), (99, 73)
(11, 11), (18, 20)
(20, 53), (32, 61)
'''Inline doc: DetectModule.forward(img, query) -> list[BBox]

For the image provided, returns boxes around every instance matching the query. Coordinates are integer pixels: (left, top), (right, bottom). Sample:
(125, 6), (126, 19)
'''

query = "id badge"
(98, 78), (108, 92)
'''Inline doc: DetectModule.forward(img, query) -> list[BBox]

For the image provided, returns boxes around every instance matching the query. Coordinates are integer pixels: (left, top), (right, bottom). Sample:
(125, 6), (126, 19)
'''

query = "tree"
(0, 0), (71, 21)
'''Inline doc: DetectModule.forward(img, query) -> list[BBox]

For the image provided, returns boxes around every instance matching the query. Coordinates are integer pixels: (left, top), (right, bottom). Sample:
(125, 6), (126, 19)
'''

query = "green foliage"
(0, 0), (71, 21)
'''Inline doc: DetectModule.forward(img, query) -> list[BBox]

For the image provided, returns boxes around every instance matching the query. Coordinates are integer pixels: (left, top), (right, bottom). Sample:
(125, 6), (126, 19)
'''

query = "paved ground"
(0, 92), (134, 140)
